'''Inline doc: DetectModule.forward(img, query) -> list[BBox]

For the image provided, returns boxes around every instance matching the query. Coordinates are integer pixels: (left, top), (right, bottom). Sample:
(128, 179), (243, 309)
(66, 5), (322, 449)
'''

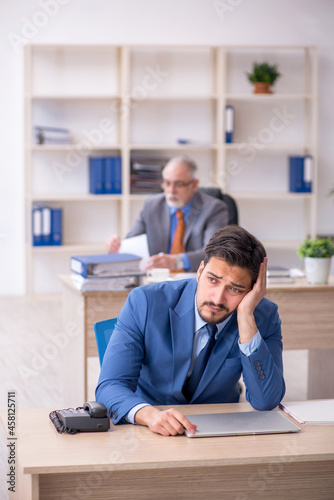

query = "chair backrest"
(199, 187), (239, 225)
(94, 318), (117, 366)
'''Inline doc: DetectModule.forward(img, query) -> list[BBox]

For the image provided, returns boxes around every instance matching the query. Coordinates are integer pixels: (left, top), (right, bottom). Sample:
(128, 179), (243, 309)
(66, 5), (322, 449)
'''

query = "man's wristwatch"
(175, 255), (184, 270)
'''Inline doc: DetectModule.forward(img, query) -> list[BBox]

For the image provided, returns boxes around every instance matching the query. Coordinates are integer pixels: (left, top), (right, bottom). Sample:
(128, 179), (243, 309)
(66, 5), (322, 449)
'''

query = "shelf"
(30, 194), (122, 202)
(225, 143), (310, 151)
(31, 95), (121, 100)
(128, 94), (219, 101)
(30, 243), (106, 254)
(31, 144), (122, 151)
(226, 93), (312, 100)
(230, 192), (313, 201)
(130, 143), (218, 151)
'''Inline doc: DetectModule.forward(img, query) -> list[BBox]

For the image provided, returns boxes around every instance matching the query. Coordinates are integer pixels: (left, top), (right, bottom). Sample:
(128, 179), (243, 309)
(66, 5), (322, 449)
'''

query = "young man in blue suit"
(96, 226), (285, 436)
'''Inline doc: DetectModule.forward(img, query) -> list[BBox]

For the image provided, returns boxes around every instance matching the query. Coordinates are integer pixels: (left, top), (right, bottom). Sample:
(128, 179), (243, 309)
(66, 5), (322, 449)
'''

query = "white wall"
(1, 0), (334, 295)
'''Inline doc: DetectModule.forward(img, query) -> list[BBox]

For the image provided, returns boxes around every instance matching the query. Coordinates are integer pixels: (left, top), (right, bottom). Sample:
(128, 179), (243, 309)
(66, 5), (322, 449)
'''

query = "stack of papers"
(280, 399), (334, 425)
(71, 274), (141, 292)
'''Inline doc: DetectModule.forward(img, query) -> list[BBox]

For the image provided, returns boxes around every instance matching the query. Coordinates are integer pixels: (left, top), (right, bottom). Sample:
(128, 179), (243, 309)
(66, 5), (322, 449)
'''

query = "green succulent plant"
(297, 238), (334, 259)
(246, 62), (281, 85)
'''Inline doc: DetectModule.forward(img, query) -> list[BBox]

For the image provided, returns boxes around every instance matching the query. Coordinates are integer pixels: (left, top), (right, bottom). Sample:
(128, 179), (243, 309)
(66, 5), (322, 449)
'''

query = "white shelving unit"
(24, 44), (317, 294)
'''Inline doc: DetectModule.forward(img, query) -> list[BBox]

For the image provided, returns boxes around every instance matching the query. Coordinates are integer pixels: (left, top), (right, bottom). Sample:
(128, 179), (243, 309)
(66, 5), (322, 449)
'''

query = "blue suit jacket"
(96, 279), (285, 425)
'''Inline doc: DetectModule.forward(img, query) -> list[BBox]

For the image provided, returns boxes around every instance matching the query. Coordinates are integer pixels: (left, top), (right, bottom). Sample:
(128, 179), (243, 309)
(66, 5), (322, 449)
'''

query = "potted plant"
(246, 62), (281, 94)
(297, 237), (334, 284)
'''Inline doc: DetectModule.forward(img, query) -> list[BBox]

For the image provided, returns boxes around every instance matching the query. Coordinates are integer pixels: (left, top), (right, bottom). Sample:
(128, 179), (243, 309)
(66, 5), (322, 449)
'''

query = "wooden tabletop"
(2, 403), (334, 475)
(59, 273), (334, 295)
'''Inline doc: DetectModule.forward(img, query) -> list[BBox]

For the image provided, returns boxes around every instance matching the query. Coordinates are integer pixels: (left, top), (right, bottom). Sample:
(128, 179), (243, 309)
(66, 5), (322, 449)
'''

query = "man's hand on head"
(237, 257), (268, 344)
(134, 406), (196, 436)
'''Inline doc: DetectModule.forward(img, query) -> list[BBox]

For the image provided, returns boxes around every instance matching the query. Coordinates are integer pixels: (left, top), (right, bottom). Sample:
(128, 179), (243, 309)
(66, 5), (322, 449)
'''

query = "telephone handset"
(49, 401), (110, 434)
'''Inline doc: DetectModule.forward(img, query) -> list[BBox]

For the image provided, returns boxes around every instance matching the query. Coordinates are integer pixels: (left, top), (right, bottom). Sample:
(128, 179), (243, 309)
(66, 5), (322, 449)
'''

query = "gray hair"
(162, 155), (198, 179)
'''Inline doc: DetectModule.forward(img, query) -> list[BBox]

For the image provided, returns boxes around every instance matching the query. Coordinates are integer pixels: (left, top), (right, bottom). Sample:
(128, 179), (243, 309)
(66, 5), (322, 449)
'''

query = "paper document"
(120, 234), (150, 270)
(280, 399), (334, 425)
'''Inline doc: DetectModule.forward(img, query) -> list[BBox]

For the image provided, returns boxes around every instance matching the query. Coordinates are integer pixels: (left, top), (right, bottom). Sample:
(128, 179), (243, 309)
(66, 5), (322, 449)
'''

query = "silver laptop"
(184, 410), (300, 438)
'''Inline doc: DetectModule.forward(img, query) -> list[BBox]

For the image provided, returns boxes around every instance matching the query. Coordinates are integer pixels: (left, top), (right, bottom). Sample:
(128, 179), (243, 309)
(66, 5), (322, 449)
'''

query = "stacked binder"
(70, 253), (144, 291)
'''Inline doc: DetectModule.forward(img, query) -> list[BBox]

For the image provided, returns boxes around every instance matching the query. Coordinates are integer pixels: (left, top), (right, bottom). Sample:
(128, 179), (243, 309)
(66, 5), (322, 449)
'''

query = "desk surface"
(59, 273), (334, 295)
(3, 403), (334, 500)
(2, 403), (334, 475)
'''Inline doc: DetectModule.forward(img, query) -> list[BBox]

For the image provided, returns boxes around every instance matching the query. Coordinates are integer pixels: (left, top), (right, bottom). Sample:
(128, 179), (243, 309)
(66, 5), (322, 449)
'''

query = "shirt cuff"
(238, 330), (261, 357)
(180, 253), (191, 271)
(125, 403), (151, 424)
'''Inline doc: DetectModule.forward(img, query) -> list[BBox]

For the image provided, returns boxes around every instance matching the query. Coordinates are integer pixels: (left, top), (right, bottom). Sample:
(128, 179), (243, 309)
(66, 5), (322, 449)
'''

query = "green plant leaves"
(246, 62), (281, 85)
(297, 238), (334, 259)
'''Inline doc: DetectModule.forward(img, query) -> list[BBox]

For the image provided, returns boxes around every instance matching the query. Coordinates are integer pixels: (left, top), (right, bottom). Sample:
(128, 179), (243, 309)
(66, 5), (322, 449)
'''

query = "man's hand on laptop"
(134, 406), (197, 436)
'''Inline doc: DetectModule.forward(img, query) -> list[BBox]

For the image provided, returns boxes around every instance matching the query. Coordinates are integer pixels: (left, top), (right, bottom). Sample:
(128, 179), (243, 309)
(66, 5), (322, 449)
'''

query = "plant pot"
(253, 82), (272, 94)
(304, 257), (331, 284)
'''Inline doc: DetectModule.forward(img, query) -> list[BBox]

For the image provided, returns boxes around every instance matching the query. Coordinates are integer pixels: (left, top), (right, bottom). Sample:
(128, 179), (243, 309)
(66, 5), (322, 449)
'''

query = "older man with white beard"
(105, 155), (229, 272)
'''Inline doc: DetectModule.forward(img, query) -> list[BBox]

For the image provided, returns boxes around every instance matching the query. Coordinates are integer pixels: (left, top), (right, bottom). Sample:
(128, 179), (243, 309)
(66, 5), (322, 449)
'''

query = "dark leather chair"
(199, 187), (239, 226)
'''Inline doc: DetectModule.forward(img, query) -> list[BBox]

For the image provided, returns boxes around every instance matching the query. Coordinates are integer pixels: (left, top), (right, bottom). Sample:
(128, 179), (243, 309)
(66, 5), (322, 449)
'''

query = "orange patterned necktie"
(170, 210), (185, 254)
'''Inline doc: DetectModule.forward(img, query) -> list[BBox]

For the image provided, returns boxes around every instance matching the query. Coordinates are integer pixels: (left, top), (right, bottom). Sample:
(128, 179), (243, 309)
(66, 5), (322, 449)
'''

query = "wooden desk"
(266, 277), (334, 399)
(3, 403), (334, 500)
(59, 274), (334, 404)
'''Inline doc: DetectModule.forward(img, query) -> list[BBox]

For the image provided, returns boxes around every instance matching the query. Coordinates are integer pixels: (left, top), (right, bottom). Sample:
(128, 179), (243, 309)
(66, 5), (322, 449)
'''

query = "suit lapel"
(191, 311), (239, 402)
(184, 191), (203, 246)
(160, 200), (171, 253)
(169, 279), (197, 402)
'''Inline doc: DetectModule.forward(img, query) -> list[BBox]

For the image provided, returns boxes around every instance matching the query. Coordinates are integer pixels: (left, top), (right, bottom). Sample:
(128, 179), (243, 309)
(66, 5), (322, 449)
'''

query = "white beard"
(165, 194), (185, 209)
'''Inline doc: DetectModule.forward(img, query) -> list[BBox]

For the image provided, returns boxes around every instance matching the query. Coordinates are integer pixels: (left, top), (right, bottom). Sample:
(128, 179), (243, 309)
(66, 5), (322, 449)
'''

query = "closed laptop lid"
(184, 410), (301, 438)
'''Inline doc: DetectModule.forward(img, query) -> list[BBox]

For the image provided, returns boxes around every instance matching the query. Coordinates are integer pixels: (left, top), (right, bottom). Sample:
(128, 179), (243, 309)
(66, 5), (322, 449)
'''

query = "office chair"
(94, 318), (117, 366)
(199, 187), (239, 226)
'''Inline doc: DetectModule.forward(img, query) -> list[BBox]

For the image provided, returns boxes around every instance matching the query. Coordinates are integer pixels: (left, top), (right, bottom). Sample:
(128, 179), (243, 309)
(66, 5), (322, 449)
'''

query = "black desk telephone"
(49, 401), (110, 434)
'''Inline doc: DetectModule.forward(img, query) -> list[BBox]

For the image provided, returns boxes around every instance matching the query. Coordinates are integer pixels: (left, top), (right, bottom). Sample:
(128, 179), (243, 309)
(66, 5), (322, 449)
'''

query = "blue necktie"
(183, 324), (218, 402)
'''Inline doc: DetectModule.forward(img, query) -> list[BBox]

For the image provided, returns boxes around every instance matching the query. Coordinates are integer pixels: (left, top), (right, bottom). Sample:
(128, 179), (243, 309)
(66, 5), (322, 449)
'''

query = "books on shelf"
(130, 157), (166, 194)
(32, 206), (62, 246)
(280, 400), (334, 425)
(70, 253), (142, 278)
(289, 155), (313, 193)
(89, 156), (122, 194)
(225, 105), (234, 143)
(34, 126), (71, 145)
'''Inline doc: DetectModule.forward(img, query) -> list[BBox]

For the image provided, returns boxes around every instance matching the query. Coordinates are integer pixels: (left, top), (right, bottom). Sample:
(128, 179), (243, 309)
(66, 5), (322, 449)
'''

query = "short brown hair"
(204, 225), (266, 285)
